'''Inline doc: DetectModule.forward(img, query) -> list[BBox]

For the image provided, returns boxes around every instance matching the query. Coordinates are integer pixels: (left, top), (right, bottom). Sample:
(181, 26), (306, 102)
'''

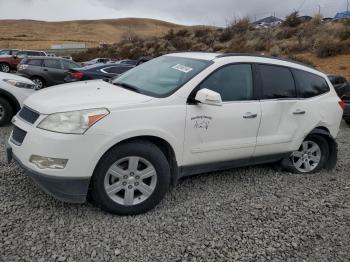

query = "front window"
(0, 50), (10, 56)
(112, 56), (212, 97)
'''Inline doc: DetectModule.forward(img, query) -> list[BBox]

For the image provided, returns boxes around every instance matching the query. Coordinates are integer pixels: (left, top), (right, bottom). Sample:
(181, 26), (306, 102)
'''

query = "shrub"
(339, 29), (350, 40)
(219, 17), (251, 42)
(287, 55), (316, 67)
(275, 27), (298, 40)
(194, 28), (211, 38)
(314, 38), (344, 57)
(283, 11), (301, 27)
(175, 29), (191, 37)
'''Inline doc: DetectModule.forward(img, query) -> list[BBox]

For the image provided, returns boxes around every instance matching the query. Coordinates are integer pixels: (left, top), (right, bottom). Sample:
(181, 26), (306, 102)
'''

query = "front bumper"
(7, 144), (90, 203)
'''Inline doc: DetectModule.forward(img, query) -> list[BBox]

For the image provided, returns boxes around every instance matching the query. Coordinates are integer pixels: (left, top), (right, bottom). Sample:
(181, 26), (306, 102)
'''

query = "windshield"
(112, 56), (212, 97)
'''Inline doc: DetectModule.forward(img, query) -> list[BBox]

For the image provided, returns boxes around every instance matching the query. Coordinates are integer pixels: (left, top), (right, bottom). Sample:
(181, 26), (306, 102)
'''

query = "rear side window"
(102, 66), (131, 74)
(43, 59), (62, 69)
(27, 59), (42, 66)
(199, 64), (254, 102)
(62, 60), (80, 69)
(259, 64), (296, 99)
(292, 69), (330, 98)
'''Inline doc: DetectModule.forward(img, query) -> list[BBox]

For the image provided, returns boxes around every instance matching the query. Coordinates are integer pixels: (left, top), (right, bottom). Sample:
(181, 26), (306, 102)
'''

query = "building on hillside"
(253, 16), (283, 29)
(334, 11), (350, 20)
(51, 43), (87, 49)
(49, 43), (88, 56)
(322, 17), (333, 22)
(299, 16), (312, 22)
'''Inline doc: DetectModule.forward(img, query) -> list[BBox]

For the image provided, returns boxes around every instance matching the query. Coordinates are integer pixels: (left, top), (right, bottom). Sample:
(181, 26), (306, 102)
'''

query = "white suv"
(7, 53), (344, 215)
(0, 72), (36, 126)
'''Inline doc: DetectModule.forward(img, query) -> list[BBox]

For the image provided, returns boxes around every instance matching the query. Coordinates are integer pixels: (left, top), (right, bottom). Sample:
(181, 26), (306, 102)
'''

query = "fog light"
(29, 155), (68, 170)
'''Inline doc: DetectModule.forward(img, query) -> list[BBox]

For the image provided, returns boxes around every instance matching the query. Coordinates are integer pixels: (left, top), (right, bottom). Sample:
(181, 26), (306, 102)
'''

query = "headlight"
(3, 79), (36, 89)
(37, 108), (109, 134)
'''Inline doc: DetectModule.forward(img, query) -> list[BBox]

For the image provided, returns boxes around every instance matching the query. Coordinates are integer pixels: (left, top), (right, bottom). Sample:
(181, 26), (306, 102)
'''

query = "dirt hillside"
(0, 18), (188, 49)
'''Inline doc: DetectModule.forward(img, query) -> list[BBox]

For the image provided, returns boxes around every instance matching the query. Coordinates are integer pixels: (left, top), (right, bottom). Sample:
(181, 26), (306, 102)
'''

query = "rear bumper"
(7, 144), (90, 203)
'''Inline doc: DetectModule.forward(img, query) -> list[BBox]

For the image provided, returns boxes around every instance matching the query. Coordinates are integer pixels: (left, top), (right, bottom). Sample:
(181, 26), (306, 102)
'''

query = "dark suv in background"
(328, 74), (350, 98)
(17, 57), (81, 88)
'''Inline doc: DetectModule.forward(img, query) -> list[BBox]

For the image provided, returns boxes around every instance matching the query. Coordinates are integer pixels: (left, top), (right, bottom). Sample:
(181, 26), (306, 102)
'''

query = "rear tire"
(91, 140), (171, 215)
(346, 120), (350, 125)
(31, 77), (45, 89)
(0, 63), (11, 73)
(0, 97), (13, 126)
(280, 134), (329, 174)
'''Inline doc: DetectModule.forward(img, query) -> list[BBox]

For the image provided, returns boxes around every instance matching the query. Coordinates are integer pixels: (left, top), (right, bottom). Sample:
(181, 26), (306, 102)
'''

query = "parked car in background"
(0, 49), (19, 56)
(17, 57), (81, 88)
(16, 50), (48, 58)
(0, 72), (36, 126)
(114, 57), (152, 66)
(64, 63), (133, 83)
(0, 50), (48, 73)
(343, 96), (350, 125)
(7, 53), (343, 215)
(328, 74), (350, 98)
(82, 58), (111, 67)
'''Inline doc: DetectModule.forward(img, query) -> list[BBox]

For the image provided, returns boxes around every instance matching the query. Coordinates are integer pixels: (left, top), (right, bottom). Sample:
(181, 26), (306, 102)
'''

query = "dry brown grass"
(0, 18), (190, 49)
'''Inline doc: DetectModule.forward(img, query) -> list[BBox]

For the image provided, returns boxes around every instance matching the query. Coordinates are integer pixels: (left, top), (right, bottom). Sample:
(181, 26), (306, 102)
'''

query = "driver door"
(183, 64), (261, 168)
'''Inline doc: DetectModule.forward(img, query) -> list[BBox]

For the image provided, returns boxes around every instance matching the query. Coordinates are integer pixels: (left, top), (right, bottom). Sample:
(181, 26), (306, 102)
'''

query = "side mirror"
(195, 88), (222, 106)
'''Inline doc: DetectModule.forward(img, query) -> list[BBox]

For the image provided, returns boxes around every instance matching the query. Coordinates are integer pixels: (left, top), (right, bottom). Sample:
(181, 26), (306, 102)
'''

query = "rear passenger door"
(254, 64), (306, 156)
(42, 59), (65, 85)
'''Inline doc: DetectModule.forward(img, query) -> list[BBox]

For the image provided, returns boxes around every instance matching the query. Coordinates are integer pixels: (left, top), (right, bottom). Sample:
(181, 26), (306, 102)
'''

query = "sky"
(0, 0), (348, 26)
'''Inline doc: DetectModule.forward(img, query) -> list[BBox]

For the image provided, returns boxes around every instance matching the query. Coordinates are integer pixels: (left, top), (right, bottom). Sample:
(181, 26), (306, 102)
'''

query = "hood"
(0, 72), (35, 84)
(24, 80), (153, 114)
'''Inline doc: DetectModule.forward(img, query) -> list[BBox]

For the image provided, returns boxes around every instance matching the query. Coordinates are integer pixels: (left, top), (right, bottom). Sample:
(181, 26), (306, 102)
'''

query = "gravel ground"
(1, 123), (350, 262)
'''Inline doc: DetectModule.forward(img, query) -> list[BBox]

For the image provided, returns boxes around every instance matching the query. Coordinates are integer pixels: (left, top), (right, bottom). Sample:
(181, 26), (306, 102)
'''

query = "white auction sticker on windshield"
(172, 64), (193, 73)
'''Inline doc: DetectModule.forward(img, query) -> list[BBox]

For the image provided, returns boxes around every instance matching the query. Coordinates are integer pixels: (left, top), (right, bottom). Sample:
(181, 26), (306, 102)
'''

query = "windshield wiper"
(113, 82), (141, 93)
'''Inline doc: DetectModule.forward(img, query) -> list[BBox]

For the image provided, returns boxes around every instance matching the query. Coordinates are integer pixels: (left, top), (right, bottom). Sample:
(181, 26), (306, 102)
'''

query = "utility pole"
(318, 5), (321, 15)
(347, 0), (349, 12)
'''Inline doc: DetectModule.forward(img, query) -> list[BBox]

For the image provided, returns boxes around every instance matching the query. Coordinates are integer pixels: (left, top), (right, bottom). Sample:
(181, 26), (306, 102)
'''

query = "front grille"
(11, 126), (27, 145)
(18, 106), (40, 124)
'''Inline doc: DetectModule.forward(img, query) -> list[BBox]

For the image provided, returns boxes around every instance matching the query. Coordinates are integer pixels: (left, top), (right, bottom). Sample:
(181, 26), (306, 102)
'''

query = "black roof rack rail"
(216, 53), (315, 69)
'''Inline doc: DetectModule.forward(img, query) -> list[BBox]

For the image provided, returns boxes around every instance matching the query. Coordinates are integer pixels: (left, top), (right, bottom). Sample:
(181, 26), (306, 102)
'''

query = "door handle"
(43, 68), (48, 71)
(243, 112), (258, 119)
(293, 110), (306, 115)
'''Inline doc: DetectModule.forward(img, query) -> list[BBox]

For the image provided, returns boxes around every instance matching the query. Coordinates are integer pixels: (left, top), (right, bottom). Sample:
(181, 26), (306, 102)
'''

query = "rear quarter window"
(292, 69), (330, 98)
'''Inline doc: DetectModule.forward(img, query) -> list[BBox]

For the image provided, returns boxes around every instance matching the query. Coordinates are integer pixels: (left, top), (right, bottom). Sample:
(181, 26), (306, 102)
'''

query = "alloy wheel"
(291, 140), (322, 173)
(104, 156), (157, 206)
(32, 78), (43, 89)
(1, 64), (10, 73)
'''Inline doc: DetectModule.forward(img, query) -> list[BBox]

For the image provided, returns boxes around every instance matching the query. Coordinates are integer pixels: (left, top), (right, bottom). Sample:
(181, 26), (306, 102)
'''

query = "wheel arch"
(95, 135), (179, 186)
(308, 126), (337, 170)
(0, 89), (21, 114)
(30, 75), (46, 85)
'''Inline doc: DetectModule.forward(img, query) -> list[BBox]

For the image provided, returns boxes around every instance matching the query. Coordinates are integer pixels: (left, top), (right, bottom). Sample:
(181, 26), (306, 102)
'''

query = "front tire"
(0, 63), (11, 73)
(281, 135), (329, 174)
(0, 97), (13, 126)
(31, 77), (45, 89)
(91, 140), (171, 215)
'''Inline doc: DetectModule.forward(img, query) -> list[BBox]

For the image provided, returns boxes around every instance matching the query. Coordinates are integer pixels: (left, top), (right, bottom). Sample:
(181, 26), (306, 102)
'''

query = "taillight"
(70, 72), (84, 79)
(339, 100), (345, 111)
(18, 64), (28, 70)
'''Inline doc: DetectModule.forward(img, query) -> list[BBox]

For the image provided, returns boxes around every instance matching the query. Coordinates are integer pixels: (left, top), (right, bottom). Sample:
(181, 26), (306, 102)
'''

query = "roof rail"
(216, 53), (315, 69)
